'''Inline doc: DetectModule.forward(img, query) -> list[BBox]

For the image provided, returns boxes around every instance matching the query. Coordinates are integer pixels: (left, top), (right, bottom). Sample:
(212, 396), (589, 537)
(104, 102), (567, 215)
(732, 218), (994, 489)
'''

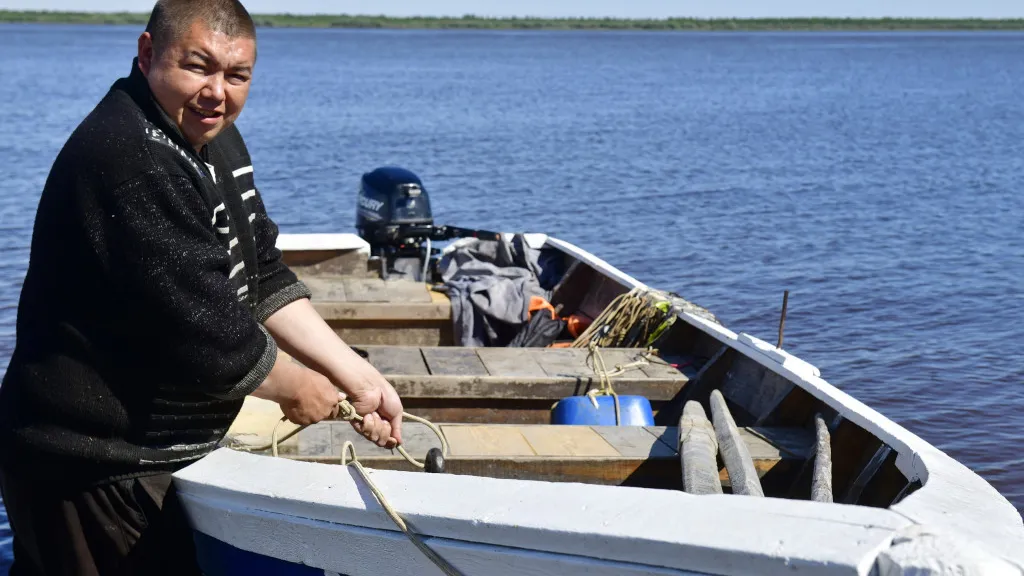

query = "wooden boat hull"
(176, 232), (1024, 575)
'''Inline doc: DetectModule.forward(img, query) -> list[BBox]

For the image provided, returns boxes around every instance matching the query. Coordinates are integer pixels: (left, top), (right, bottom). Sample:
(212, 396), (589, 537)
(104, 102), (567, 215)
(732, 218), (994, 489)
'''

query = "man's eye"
(185, 63), (204, 72)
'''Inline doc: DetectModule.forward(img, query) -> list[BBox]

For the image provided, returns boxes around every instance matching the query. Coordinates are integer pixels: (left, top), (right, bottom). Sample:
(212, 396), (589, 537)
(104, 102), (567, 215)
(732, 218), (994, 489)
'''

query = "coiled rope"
(242, 399), (463, 576)
(570, 287), (676, 349)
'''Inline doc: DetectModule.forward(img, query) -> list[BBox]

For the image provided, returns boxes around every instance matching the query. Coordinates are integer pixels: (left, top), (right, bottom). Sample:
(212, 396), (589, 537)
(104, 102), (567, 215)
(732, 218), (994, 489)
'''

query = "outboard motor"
(356, 166), (500, 281)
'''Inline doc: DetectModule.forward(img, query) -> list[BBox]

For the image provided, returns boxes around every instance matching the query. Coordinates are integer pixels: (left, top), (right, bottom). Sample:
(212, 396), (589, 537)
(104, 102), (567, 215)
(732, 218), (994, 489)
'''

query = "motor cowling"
(354, 166), (501, 282)
(356, 166), (433, 246)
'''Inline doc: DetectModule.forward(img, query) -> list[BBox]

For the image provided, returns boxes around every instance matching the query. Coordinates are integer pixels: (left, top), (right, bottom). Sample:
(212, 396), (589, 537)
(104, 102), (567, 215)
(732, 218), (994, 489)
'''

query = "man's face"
(138, 20), (255, 152)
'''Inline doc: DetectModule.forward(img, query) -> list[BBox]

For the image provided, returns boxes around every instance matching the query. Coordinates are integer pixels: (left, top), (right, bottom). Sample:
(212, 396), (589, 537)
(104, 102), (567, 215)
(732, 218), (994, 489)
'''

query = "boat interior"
(225, 233), (920, 510)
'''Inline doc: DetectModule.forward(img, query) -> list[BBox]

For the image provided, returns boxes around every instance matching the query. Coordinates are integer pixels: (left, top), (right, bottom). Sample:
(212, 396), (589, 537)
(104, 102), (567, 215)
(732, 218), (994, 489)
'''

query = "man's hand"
(263, 298), (405, 449)
(278, 369), (342, 426)
(252, 350), (342, 426)
(335, 361), (404, 449)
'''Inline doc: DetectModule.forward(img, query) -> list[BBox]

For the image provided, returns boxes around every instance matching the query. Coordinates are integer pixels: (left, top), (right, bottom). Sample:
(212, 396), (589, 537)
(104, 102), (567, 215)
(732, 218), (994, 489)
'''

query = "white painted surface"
(504, 232), (549, 249)
(276, 233), (370, 254)
(876, 526), (1023, 576)
(176, 448), (911, 576)
(181, 490), (705, 576)
(737, 332), (821, 379)
(541, 236), (647, 290)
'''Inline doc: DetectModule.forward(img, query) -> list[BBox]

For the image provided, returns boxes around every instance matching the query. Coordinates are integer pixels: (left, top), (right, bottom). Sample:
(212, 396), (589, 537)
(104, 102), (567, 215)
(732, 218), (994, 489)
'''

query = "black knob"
(424, 447), (445, 474)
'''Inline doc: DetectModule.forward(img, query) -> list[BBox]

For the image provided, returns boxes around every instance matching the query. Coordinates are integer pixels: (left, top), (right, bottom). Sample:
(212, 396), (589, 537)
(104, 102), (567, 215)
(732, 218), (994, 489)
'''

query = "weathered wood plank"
(421, 347), (490, 376)
(519, 426), (619, 457)
(842, 444), (892, 505)
(678, 401), (722, 495)
(742, 427), (815, 461)
(530, 348), (594, 379)
(441, 425), (536, 457)
(710, 389), (764, 497)
(653, 345), (736, 426)
(300, 276), (348, 302)
(285, 249), (370, 276)
(548, 260), (593, 314)
(829, 418), (883, 500)
(383, 279), (433, 303)
(362, 346), (429, 376)
(341, 278), (389, 302)
(315, 301), (451, 322)
(337, 421), (442, 455)
(578, 275), (629, 324)
(385, 374), (680, 401)
(590, 349), (657, 380)
(394, 399), (557, 425)
(475, 348), (547, 378)
(638, 354), (692, 382)
(642, 426), (682, 454)
(296, 422), (334, 459)
(812, 413), (834, 503)
(592, 426), (676, 458)
(718, 362), (794, 425)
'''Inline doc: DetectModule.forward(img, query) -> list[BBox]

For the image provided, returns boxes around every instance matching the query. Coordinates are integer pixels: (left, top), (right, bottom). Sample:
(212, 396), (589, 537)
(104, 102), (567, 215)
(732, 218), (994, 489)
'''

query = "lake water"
(1, 24), (1022, 570)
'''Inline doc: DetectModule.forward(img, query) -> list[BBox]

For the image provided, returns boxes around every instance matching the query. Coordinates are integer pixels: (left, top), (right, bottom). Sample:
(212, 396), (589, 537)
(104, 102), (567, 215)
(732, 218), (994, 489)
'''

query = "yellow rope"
(340, 441), (463, 576)
(570, 287), (675, 349)
(247, 400), (463, 576)
(585, 343), (658, 426)
(261, 401), (449, 467)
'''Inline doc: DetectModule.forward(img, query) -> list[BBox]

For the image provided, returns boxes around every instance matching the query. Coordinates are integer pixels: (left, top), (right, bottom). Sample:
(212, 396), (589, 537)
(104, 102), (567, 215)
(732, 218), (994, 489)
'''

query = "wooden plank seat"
(253, 422), (814, 493)
(299, 275), (453, 347)
(349, 345), (699, 424)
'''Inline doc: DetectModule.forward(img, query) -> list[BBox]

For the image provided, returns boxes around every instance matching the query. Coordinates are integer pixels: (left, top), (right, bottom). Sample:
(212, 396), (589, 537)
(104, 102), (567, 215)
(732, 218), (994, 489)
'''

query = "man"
(0, 1), (404, 574)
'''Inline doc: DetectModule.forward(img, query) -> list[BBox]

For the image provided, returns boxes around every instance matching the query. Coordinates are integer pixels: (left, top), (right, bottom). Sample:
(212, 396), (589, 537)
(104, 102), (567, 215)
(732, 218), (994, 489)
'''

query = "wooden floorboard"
(421, 347), (491, 376)
(594, 426), (677, 458)
(342, 278), (389, 302)
(301, 276), (348, 302)
(519, 426), (620, 457)
(254, 420), (814, 490)
(441, 425), (537, 457)
(530, 347), (599, 379)
(384, 280), (433, 303)
(476, 348), (548, 378)
(363, 346), (429, 376)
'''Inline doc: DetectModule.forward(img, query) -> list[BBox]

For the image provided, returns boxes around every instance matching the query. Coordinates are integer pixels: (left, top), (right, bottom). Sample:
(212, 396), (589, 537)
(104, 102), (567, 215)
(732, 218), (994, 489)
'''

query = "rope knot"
(337, 400), (359, 422)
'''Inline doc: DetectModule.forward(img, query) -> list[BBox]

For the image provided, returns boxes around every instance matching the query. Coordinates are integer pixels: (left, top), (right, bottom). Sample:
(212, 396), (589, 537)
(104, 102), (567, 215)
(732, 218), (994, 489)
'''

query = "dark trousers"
(0, 468), (202, 576)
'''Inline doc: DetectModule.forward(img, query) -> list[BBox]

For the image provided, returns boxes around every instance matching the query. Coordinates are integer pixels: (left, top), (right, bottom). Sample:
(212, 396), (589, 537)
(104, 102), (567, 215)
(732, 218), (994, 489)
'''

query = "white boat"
(172, 168), (1024, 575)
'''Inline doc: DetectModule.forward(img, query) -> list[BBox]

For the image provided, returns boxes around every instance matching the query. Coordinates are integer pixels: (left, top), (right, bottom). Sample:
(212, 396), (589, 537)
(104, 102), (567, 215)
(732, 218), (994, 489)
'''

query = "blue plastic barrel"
(550, 395), (655, 426)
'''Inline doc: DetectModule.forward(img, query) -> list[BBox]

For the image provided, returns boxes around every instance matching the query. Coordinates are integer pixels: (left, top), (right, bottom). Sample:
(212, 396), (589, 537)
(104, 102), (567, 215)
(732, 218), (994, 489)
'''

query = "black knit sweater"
(0, 60), (310, 486)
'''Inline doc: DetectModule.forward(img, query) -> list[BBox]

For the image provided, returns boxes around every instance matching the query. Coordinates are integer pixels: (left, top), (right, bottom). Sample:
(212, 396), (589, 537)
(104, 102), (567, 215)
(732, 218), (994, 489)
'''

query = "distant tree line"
(2, 11), (1023, 30)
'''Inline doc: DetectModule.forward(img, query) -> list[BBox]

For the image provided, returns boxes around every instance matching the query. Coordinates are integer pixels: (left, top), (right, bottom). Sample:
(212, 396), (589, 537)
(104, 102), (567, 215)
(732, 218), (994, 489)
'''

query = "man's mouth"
(187, 106), (223, 124)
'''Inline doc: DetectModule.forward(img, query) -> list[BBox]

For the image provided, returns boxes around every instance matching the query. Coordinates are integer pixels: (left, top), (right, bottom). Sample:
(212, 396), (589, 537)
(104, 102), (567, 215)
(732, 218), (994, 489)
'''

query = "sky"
(3, 0), (1024, 19)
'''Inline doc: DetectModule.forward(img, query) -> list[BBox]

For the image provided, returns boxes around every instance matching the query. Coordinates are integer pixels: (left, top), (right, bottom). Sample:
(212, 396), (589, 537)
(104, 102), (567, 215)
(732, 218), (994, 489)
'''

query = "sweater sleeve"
(103, 172), (276, 400)
(249, 187), (311, 323)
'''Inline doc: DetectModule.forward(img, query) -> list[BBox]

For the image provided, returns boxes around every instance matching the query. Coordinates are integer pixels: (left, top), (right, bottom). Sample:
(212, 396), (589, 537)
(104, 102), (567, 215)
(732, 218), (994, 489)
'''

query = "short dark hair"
(145, 0), (256, 54)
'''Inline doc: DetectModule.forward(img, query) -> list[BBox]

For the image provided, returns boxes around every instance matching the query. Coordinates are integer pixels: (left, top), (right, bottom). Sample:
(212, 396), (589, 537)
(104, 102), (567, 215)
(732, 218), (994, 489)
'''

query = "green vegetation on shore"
(2, 11), (1024, 31)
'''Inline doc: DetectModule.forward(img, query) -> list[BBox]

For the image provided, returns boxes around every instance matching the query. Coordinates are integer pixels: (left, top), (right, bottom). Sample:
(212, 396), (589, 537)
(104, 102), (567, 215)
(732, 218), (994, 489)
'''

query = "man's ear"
(138, 32), (154, 76)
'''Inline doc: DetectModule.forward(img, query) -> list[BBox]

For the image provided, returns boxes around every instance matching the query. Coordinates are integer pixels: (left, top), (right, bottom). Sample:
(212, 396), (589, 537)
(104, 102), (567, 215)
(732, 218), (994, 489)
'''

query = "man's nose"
(201, 74), (226, 103)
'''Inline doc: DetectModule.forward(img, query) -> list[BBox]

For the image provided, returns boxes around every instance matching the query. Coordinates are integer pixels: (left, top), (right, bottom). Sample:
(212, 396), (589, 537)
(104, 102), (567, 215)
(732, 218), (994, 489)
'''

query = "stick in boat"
(811, 413), (833, 503)
(678, 400), (723, 495)
(709, 390), (764, 497)
(777, 289), (789, 349)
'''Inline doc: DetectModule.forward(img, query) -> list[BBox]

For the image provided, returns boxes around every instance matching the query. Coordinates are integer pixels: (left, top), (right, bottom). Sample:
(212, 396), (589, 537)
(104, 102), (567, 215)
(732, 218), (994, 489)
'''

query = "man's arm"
(250, 349), (345, 426)
(104, 172), (276, 399)
(248, 187), (310, 323)
(263, 298), (404, 447)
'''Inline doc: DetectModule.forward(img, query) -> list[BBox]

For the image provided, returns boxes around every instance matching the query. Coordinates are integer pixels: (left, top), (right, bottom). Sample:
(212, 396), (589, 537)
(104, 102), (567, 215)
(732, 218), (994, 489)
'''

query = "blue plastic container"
(550, 395), (655, 426)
